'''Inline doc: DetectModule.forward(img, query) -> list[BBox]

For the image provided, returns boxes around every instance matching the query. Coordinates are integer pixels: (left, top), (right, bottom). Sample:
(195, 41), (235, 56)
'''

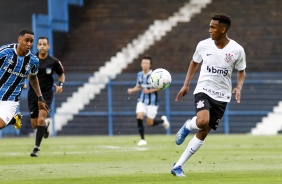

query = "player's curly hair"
(212, 13), (231, 29)
(19, 28), (34, 36)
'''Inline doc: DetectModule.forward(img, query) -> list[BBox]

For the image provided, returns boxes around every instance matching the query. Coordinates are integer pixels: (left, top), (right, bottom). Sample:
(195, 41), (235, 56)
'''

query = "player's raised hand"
(175, 86), (189, 102)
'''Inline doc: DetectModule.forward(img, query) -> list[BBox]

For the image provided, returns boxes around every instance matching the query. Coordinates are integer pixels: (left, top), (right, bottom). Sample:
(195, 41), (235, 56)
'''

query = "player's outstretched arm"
(232, 70), (246, 103)
(28, 74), (42, 97)
(175, 60), (199, 101)
(127, 85), (141, 94)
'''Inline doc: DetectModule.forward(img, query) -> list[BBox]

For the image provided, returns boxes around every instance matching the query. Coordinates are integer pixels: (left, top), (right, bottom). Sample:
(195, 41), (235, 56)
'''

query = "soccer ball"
(149, 68), (172, 90)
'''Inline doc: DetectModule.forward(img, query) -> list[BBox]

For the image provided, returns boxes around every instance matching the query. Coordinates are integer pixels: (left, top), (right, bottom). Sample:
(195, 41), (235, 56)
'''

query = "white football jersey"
(193, 38), (246, 102)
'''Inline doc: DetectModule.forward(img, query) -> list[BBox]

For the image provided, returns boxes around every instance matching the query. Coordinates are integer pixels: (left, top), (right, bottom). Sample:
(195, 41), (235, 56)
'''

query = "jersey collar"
(14, 44), (31, 56)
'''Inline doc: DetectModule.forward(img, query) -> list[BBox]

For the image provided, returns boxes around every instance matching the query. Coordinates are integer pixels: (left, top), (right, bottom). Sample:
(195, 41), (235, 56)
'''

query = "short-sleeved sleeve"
(235, 47), (246, 71)
(30, 57), (39, 75)
(192, 42), (203, 63)
(54, 60), (64, 75)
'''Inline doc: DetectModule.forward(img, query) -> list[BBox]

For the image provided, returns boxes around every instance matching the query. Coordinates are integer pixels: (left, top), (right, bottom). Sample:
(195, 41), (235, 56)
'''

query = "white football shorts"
(0, 101), (19, 125)
(136, 101), (158, 119)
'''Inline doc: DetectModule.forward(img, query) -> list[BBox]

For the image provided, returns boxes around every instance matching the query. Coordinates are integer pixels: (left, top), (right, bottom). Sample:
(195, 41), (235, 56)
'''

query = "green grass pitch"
(0, 134), (282, 184)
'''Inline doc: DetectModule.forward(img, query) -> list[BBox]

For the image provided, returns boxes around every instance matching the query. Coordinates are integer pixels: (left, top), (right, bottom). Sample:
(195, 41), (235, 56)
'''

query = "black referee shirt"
(29, 54), (64, 93)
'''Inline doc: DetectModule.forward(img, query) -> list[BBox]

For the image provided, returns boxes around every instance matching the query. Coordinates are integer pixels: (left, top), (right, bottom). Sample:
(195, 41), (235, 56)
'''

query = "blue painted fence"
(1, 78), (278, 138)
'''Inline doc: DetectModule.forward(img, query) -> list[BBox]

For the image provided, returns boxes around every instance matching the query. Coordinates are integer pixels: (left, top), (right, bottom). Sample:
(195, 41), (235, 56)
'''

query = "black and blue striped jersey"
(136, 69), (159, 106)
(0, 43), (39, 101)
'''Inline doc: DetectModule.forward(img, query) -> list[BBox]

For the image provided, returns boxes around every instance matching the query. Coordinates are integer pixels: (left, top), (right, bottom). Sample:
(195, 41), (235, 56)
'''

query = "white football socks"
(185, 116), (200, 130)
(174, 135), (204, 168)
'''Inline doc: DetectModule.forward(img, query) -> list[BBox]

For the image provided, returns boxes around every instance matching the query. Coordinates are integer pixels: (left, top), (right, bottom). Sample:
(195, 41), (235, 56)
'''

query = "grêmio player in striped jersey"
(0, 29), (49, 132)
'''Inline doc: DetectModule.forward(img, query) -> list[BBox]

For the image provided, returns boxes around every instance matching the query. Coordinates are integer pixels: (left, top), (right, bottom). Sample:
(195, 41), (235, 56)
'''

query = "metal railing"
(1, 78), (281, 138)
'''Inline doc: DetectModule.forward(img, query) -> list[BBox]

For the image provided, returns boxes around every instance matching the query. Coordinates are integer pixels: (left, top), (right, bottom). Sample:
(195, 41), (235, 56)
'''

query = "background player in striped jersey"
(127, 56), (170, 146)
(0, 28), (49, 131)
(171, 14), (246, 177)
(28, 37), (65, 157)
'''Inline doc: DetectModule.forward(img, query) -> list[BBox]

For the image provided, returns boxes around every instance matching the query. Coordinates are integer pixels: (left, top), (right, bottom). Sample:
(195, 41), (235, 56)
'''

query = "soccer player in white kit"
(171, 13), (246, 177)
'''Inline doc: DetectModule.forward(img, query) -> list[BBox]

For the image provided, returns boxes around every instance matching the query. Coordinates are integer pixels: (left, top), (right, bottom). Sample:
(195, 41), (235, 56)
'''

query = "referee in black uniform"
(28, 37), (65, 157)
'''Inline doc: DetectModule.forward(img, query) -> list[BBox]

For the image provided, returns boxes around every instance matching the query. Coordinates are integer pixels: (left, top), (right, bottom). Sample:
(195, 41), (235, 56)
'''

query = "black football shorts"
(194, 92), (227, 130)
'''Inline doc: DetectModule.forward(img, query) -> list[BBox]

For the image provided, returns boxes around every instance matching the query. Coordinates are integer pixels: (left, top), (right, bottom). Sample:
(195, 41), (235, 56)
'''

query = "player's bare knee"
(196, 116), (209, 129)
(146, 119), (154, 126)
(136, 114), (144, 119)
(0, 119), (6, 129)
(37, 117), (46, 126)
